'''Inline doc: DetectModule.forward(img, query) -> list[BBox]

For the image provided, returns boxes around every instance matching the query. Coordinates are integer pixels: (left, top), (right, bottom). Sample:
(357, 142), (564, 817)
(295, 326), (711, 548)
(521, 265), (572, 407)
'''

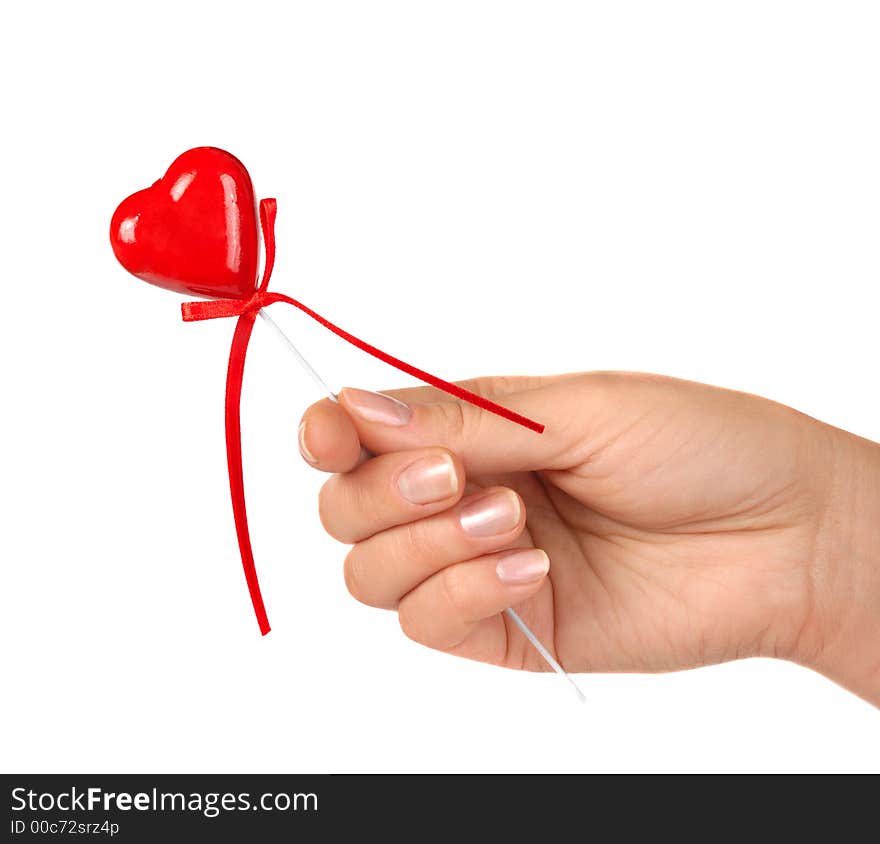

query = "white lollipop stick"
(258, 307), (585, 702)
(259, 308), (338, 400)
(505, 608), (585, 702)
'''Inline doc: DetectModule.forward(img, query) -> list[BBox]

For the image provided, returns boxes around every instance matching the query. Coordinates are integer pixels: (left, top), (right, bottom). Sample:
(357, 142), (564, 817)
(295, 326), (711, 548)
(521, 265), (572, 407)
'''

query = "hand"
(299, 372), (880, 705)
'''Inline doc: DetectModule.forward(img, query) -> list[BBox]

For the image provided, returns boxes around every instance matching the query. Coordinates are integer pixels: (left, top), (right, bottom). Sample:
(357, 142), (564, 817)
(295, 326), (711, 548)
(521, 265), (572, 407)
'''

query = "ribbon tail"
(226, 310), (271, 635)
(261, 292), (545, 434)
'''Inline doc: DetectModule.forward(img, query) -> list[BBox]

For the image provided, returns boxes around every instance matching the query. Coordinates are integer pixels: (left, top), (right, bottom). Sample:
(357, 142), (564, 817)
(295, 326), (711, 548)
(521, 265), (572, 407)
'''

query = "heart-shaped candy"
(110, 147), (259, 299)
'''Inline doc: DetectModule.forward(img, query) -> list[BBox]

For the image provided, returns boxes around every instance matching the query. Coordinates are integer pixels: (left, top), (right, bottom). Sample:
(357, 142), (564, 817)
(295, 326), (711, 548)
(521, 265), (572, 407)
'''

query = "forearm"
(805, 428), (880, 706)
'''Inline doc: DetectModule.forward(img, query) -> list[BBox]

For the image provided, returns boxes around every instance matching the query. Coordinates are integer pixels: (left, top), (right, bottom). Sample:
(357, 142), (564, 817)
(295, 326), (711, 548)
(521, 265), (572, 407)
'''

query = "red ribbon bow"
(182, 198), (544, 635)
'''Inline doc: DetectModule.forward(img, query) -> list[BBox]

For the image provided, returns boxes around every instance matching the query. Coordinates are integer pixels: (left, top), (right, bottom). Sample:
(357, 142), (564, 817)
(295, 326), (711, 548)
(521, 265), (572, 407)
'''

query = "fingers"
(343, 487), (526, 608)
(397, 549), (551, 651)
(297, 398), (363, 473)
(337, 381), (585, 475)
(318, 447), (464, 544)
(301, 378), (565, 659)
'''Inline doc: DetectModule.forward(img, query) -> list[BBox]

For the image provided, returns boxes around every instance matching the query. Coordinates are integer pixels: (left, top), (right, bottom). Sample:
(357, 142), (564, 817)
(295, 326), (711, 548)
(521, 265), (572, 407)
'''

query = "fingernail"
(342, 388), (412, 426)
(459, 489), (521, 537)
(397, 454), (458, 504)
(298, 421), (318, 465)
(496, 549), (550, 585)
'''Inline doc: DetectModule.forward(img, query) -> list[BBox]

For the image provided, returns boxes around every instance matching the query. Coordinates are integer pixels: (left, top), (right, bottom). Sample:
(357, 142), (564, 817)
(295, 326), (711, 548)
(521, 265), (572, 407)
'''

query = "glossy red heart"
(110, 147), (259, 299)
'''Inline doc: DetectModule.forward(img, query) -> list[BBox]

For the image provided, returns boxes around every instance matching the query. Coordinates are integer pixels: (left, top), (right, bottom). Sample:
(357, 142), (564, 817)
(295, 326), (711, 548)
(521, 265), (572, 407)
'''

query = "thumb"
(337, 378), (590, 474)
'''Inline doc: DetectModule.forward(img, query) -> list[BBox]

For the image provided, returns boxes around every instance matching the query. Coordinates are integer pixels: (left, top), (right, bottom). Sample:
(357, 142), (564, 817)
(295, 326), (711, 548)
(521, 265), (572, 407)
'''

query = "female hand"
(299, 372), (880, 705)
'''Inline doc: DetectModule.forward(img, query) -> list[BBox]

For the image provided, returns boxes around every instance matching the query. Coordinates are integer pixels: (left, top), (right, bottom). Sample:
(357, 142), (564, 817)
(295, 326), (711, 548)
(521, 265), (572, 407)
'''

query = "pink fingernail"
(342, 388), (412, 426)
(397, 454), (458, 504)
(459, 490), (521, 537)
(298, 421), (318, 465)
(496, 549), (550, 585)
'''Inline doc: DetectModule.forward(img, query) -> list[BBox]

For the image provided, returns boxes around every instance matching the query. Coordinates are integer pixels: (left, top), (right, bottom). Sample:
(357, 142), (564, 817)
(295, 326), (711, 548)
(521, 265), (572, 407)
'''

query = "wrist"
(800, 427), (880, 705)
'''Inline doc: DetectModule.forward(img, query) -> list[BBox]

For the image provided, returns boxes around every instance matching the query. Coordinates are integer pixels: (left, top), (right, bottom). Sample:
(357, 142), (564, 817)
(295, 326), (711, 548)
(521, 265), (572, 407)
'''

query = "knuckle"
(474, 374), (508, 396)
(454, 376), (489, 397)
(456, 375), (506, 398)
(344, 543), (397, 609)
(390, 519), (449, 577)
(390, 519), (431, 564)
(317, 476), (342, 537)
(318, 475), (360, 544)
(397, 598), (429, 645)
(343, 547), (370, 604)
(440, 565), (472, 620)
(436, 400), (469, 443)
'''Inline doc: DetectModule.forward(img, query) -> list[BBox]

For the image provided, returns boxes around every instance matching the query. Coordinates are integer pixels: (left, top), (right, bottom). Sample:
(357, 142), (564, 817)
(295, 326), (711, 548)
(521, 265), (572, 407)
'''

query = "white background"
(1, 1), (878, 772)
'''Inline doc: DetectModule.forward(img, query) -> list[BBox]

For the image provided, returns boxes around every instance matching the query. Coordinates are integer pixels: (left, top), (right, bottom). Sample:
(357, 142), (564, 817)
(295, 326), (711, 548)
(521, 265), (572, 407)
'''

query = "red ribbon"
(183, 198), (544, 635)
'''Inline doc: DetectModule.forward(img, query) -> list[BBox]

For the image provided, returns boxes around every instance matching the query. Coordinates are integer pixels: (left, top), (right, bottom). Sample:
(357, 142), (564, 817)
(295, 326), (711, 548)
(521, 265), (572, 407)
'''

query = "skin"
(298, 372), (880, 706)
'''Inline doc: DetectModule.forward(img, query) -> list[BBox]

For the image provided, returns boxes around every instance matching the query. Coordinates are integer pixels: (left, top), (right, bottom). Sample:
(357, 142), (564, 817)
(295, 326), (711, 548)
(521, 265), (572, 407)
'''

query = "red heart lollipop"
(110, 147), (259, 299)
(110, 147), (544, 639)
